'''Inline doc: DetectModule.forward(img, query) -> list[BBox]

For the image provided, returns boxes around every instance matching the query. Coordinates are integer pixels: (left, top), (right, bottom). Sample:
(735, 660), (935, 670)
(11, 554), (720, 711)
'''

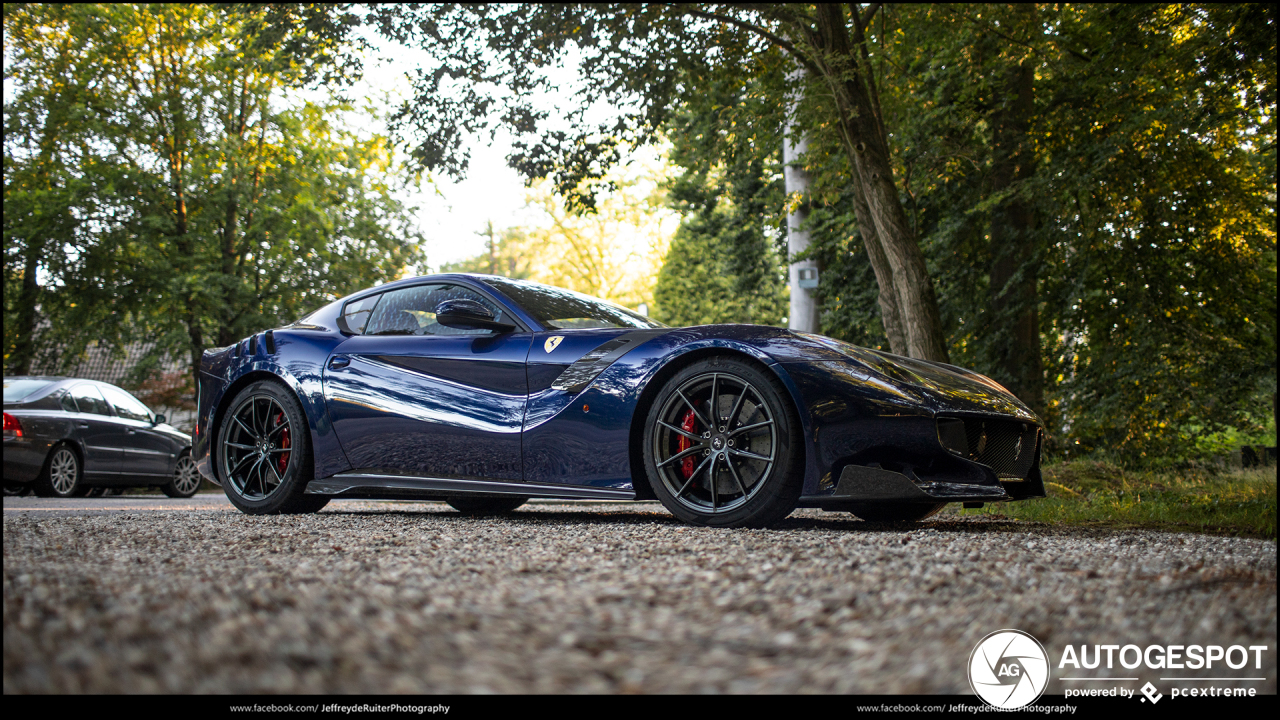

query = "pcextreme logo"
(969, 629), (1051, 709)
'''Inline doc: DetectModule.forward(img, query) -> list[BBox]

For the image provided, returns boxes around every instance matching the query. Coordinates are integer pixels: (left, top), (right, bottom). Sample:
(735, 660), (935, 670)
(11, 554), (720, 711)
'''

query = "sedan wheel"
(163, 452), (201, 498)
(643, 357), (803, 528)
(4, 481), (33, 497)
(216, 381), (329, 515)
(35, 445), (83, 498)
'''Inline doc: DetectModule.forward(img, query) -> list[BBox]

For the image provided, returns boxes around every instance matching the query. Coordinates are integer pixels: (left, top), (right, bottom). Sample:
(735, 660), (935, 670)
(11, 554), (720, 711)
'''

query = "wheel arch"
(39, 439), (85, 495)
(47, 438), (85, 472)
(208, 369), (311, 485)
(627, 343), (813, 500)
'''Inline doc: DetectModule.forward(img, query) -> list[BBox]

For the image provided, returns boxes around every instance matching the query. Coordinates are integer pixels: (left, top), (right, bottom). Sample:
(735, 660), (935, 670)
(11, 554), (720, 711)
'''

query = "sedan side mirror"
(153, 413), (166, 425)
(435, 298), (516, 333)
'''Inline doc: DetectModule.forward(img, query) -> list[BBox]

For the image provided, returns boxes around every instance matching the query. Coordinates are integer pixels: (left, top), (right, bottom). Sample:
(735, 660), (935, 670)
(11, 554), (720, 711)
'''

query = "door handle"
(127, 428), (136, 435)
(328, 355), (350, 369)
(77, 422), (90, 429)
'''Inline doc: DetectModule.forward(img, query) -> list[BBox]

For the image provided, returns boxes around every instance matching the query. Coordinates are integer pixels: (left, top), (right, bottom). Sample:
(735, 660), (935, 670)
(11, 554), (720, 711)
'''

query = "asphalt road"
(4, 493), (1276, 694)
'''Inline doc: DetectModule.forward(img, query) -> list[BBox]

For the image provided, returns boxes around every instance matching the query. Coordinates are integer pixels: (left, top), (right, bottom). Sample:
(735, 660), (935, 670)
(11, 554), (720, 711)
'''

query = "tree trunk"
(8, 242), (43, 375)
(807, 4), (950, 362)
(850, 187), (908, 354)
(988, 57), (1043, 414)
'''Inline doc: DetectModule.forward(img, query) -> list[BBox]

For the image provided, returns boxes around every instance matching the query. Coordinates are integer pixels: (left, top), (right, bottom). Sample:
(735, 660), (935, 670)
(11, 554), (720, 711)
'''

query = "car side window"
(100, 385), (153, 422)
(362, 284), (506, 337)
(59, 391), (79, 413)
(69, 384), (112, 416)
(341, 293), (381, 334)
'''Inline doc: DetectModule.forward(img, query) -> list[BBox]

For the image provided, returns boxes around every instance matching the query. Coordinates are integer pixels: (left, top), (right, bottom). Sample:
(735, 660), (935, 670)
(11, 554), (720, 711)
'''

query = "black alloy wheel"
(34, 444), (84, 498)
(163, 451), (201, 498)
(643, 356), (803, 528)
(216, 381), (329, 515)
(446, 496), (528, 514)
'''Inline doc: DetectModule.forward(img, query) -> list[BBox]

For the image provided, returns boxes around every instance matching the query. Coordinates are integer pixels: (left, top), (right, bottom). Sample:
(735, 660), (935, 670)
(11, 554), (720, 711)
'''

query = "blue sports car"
(193, 275), (1044, 527)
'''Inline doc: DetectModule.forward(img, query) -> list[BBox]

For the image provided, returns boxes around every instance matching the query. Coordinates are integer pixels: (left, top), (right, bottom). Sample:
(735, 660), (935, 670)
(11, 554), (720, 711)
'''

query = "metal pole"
(784, 68), (819, 334)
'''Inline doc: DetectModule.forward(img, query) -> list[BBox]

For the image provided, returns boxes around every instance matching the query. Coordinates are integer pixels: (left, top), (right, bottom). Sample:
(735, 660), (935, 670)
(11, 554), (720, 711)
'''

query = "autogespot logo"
(969, 629), (1051, 709)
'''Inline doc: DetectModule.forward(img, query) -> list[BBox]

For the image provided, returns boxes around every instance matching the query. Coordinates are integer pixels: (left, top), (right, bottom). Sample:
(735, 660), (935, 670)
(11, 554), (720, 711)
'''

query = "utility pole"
(784, 67), (819, 334)
(476, 220), (497, 275)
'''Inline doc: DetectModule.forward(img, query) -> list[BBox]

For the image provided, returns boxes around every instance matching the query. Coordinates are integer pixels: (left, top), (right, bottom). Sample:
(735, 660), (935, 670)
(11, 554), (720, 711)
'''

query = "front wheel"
(446, 497), (528, 514)
(162, 451), (201, 498)
(215, 380), (328, 515)
(642, 356), (803, 528)
(847, 502), (946, 522)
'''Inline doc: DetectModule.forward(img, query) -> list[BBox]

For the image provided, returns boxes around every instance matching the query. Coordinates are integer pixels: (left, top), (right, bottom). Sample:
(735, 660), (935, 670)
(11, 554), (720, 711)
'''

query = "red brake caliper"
(678, 409), (697, 479)
(274, 412), (291, 475)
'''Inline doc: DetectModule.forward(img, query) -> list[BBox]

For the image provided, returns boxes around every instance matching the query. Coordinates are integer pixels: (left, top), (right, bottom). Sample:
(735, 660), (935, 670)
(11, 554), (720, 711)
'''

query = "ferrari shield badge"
(544, 336), (564, 353)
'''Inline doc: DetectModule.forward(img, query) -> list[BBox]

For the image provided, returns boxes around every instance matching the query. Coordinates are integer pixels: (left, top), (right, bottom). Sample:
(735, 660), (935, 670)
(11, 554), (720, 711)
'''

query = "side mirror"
(153, 413), (166, 425)
(435, 298), (515, 332)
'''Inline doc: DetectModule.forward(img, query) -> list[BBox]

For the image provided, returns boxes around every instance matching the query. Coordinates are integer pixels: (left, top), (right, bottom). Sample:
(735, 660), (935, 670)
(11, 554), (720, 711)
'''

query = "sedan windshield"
(481, 276), (664, 330)
(3, 378), (53, 403)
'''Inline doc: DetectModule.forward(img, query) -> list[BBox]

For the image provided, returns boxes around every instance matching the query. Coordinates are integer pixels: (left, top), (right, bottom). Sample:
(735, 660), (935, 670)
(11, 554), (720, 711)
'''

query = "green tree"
(848, 4), (1275, 457)
(367, 3), (951, 360)
(4, 3), (423, 389)
(654, 97), (788, 327)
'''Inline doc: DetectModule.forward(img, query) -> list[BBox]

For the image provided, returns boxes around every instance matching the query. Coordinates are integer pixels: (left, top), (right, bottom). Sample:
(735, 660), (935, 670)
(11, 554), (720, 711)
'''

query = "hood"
(795, 333), (1039, 423)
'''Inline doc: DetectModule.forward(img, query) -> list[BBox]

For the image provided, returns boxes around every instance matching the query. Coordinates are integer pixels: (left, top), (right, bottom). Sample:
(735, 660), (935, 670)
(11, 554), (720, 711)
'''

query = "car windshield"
(481, 276), (664, 330)
(3, 378), (54, 402)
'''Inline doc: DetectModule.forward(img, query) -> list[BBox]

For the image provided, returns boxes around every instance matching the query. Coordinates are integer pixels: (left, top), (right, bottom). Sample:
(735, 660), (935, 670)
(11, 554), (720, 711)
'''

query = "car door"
(99, 384), (175, 479)
(66, 383), (124, 479)
(322, 282), (532, 481)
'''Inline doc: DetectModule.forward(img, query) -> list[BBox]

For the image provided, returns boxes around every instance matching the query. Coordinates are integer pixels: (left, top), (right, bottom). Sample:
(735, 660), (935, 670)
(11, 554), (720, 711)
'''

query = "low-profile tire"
(32, 443), (85, 498)
(162, 451), (202, 498)
(446, 496), (528, 514)
(214, 380), (328, 515)
(642, 355), (804, 528)
(847, 502), (947, 522)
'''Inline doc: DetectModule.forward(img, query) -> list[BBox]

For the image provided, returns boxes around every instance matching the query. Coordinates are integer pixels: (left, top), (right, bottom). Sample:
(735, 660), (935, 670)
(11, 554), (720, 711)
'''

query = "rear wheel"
(446, 497), (528, 514)
(33, 444), (84, 498)
(642, 356), (803, 528)
(215, 380), (329, 514)
(847, 502), (946, 522)
(162, 451), (201, 498)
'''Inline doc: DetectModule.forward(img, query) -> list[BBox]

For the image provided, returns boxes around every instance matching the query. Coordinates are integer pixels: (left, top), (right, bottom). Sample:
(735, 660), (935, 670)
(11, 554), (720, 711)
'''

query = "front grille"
(936, 416), (1040, 479)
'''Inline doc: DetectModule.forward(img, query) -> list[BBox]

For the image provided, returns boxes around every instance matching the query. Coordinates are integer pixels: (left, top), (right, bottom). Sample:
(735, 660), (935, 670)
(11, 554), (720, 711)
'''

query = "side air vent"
(264, 330), (276, 354)
(248, 334), (258, 355)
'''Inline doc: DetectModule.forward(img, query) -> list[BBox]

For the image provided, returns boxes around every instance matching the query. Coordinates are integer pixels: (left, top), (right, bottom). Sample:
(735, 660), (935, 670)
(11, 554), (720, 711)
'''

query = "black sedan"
(3, 376), (198, 498)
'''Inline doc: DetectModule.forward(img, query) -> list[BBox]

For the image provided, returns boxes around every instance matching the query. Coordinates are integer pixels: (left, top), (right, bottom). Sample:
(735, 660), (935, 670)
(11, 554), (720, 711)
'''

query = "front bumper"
(793, 450), (1044, 507)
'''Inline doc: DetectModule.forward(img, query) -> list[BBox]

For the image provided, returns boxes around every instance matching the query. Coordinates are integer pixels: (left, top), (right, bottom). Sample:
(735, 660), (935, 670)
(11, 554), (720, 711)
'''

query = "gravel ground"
(4, 499), (1276, 694)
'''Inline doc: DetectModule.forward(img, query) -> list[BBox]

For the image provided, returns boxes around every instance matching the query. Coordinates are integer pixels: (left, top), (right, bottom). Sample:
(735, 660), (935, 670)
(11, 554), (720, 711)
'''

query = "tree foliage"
(441, 157), (676, 311)
(367, 2), (951, 359)
(4, 3), (423, 386)
(650, 3), (1274, 460)
(653, 85), (788, 327)
(798, 4), (1275, 459)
